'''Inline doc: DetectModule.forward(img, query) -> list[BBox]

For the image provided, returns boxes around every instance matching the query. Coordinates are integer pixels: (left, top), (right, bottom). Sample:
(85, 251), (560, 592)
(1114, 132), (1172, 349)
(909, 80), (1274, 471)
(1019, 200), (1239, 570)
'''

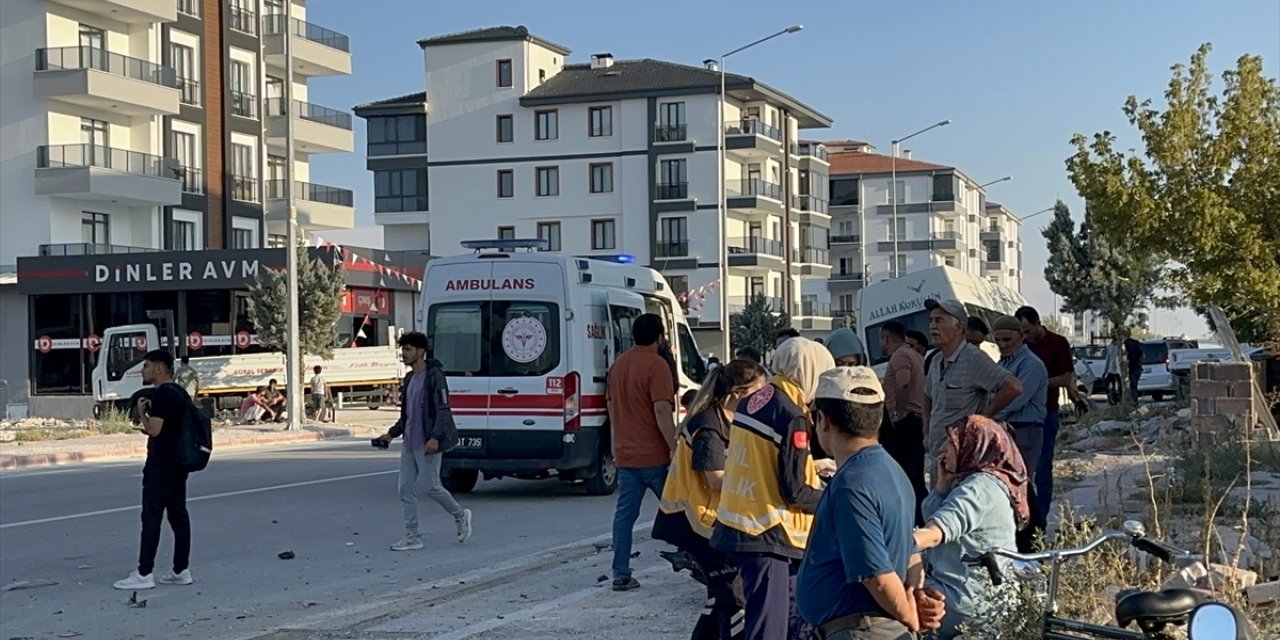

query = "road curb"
(0, 425), (382, 470)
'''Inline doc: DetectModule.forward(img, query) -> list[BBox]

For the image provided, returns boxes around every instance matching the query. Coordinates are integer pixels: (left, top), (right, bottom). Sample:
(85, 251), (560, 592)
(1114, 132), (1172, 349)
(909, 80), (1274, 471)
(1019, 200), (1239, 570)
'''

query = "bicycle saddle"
(1115, 588), (1199, 632)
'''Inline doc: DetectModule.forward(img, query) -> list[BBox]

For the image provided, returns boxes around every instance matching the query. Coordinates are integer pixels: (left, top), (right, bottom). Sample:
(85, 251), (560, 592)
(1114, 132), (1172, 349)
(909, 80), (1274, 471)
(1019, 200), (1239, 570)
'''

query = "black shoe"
(611, 577), (640, 591)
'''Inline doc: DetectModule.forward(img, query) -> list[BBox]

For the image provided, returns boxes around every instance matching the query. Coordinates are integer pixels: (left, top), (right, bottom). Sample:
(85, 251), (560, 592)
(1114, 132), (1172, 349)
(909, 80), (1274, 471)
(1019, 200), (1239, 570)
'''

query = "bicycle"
(967, 520), (1249, 640)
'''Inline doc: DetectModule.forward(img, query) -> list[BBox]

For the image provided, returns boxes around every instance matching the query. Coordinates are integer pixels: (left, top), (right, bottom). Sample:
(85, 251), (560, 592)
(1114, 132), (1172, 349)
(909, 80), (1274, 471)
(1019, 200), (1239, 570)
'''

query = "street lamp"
(1018, 206), (1055, 222)
(716, 23), (803, 360)
(976, 176), (1012, 190)
(890, 119), (950, 278)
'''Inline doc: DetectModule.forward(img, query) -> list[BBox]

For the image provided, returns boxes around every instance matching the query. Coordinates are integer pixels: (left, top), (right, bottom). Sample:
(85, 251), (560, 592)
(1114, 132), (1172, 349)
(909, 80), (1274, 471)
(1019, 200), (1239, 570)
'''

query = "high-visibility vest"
(657, 416), (722, 538)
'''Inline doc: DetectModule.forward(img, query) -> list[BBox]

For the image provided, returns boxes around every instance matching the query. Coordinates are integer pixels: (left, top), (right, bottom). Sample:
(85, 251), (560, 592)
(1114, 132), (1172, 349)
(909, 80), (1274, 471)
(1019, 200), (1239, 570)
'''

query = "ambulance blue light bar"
(461, 238), (548, 252)
(576, 254), (634, 264)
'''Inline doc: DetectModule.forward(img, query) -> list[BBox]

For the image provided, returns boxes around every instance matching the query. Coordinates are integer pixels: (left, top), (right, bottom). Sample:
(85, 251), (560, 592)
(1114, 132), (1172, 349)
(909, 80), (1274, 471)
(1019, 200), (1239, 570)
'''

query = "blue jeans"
(612, 465), (668, 580)
(1035, 410), (1059, 519)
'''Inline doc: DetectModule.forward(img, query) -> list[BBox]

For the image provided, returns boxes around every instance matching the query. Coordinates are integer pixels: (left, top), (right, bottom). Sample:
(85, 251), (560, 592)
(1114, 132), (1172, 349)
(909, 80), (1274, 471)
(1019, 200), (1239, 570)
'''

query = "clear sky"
(303, 0), (1280, 340)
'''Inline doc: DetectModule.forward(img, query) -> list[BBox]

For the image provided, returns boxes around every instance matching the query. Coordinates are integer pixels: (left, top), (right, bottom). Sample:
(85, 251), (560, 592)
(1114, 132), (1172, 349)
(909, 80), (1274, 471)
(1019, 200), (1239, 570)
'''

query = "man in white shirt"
(1102, 332), (1123, 405)
(308, 366), (329, 422)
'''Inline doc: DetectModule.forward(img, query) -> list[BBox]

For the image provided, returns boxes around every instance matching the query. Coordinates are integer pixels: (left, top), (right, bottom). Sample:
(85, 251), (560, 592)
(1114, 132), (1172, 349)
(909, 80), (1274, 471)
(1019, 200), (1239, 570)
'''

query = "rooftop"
(828, 151), (952, 175)
(353, 91), (426, 110)
(417, 25), (571, 55)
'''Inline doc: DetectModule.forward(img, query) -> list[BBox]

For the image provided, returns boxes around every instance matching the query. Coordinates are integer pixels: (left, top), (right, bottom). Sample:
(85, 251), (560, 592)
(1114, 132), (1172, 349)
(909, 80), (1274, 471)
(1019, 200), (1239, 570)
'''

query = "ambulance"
(419, 239), (708, 496)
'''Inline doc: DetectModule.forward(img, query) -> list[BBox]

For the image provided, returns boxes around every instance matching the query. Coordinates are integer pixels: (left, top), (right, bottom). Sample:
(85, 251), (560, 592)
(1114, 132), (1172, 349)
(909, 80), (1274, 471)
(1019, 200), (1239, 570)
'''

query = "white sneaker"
(390, 534), (424, 551)
(456, 508), (473, 544)
(113, 570), (155, 590)
(157, 569), (193, 585)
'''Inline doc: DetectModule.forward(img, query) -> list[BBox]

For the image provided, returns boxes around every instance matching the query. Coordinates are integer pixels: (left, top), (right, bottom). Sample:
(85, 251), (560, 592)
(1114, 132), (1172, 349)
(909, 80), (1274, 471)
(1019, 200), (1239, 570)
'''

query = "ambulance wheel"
(442, 469), (478, 494)
(584, 450), (618, 496)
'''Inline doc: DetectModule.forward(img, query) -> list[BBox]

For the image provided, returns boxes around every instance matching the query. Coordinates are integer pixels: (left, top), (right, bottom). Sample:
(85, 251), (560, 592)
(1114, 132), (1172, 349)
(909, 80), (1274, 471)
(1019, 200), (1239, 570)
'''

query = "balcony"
(654, 240), (689, 258)
(39, 243), (158, 257)
(35, 144), (181, 206)
(984, 260), (1003, 272)
(655, 182), (690, 200)
(797, 143), (829, 163)
(725, 119), (783, 159)
(34, 46), (179, 116)
(229, 90), (257, 118)
(798, 299), (831, 318)
(228, 5), (256, 34)
(727, 179), (781, 201)
(263, 15), (352, 77)
(830, 272), (865, 283)
(265, 180), (355, 230)
(176, 166), (203, 194)
(797, 247), (829, 264)
(727, 295), (784, 315)
(931, 231), (965, 254)
(654, 124), (687, 143)
(727, 236), (784, 273)
(46, 0), (175, 23)
(830, 235), (860, 245)
(176, 78), (200, 106)
(229, 174), (258, 202)
(798, 195), (829, 214)
(375, 196), (429, 213)
(265, 99), (355, 154)
(726, 179), (784, 220)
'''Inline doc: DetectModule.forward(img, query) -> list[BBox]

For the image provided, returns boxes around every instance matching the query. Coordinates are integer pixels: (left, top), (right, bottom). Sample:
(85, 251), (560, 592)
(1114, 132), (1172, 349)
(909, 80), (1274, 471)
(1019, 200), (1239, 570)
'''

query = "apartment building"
(354, 26), (834, 355)
(0, 0), (358, 406)
(821, 141), (1023, 319)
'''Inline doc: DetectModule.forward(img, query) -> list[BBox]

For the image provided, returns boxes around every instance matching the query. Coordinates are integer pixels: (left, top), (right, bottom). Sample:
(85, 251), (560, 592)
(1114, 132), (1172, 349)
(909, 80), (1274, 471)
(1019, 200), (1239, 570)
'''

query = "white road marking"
(0, 438), (369, 478)
(0, 469), (397, 529)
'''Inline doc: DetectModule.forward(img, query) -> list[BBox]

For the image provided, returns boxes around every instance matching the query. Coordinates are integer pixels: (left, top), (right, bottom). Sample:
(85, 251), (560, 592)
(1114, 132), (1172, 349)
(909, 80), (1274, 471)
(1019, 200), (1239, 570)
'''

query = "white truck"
(92, 318), (406, 419)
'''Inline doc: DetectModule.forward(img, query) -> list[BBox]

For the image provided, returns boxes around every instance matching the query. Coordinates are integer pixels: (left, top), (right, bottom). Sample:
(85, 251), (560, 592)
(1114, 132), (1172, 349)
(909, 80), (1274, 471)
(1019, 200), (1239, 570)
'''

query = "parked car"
(1073, 344), (1108, 394)
(1137, 338), (1197, 401)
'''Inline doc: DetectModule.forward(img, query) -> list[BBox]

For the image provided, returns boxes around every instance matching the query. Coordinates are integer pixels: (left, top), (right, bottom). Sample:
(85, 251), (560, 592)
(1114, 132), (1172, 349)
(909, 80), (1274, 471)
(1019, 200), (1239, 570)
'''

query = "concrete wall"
(1191, 361), (1259, 438)
(0, 287), (30, 406)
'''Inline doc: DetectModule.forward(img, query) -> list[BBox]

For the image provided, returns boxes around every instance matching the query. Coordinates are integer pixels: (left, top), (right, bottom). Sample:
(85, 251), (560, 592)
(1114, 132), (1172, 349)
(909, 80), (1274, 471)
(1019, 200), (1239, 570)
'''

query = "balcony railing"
(176, 77), (199, 105)
(654, 240), (689, 258)
(37, 144), (175, 178)
(798, 143), (829, 161)
(229, 89), (256, 118)
(724, 119), (782, 141)
(176, 166), (202, 193)
(228, 5), (256, 34)
(799, 247), (829, 264)
(728, 236), (783, 257)
(830, 235), (860, 244)
(800, 300), (831, 317)
(375, 195), (428, 213)
(798, 195), (829, 213)
(727, 179), (781, 200)
(932, 231), (963, 241)
(230, 174), (258, 202)
(265, 98), (353, 130)
(655, 182), (689, 200)
(368, 140), (427, 156)
(654, 124), (687, 142)
(985, 260), (1003, 271)
(35, 46), (178, 88)
(262, 15), (351, 52)
(727, 296), (784, 314)
(266, 180), (353, 206)
(831, 272), (865, 282)
(39, 243), (157, 257)
(832, 309), (857, 319)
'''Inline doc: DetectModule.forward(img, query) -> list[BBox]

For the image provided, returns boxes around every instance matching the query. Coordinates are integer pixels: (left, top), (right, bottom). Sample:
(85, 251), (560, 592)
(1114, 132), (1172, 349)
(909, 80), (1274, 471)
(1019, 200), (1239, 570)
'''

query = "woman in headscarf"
(911, 415), (1028, 639)
(655, 359), (769, 640)
(824, 327), (867, 367)
(770, 336), (838, 462)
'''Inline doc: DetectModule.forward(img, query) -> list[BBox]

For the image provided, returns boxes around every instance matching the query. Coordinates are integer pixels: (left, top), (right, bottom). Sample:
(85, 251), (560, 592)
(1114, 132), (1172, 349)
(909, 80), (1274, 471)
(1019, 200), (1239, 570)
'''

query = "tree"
(1042, 199), (1165, 331)
(245, 243), (345, 428)
(730, 294), (791, 358)
(1066, 43), (1280, 343)
(1042, 315), (1071, 337)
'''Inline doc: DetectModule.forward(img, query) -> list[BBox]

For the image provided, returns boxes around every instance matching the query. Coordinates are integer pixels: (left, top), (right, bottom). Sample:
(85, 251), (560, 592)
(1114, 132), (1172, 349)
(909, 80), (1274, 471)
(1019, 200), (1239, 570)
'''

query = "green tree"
(1042, 199), (1165, 331)
(730, 294), (791, 358)
(245, 243), (345, 428)
(1065, 43), (1280, 343)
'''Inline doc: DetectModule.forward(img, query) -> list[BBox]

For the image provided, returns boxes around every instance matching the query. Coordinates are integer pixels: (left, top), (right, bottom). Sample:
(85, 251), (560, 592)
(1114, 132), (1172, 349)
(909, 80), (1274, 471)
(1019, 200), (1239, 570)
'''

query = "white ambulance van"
(419, 239), (707, 496)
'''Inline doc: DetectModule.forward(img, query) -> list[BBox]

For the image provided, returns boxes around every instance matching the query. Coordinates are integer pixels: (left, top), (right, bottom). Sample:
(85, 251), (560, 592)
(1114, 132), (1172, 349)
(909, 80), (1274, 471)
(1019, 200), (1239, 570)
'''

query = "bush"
(95, 405), (136, 435)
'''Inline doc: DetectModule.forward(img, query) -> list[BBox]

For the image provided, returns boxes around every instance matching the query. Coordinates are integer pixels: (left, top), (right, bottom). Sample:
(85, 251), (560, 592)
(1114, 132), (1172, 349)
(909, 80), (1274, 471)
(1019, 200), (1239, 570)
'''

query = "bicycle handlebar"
(965, 528), (1189, 585)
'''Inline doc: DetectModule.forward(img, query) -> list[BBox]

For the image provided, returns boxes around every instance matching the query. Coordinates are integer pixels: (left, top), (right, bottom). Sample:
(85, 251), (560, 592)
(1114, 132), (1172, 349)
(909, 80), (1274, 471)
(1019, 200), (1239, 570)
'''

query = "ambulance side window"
(677, 325), (705, 382)
(609, 305), (641, 360)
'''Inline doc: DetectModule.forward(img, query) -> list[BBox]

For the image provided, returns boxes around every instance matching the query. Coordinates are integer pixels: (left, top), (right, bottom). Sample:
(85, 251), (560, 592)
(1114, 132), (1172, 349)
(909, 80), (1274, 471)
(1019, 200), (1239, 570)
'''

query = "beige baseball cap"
(815, 366), (886, 405)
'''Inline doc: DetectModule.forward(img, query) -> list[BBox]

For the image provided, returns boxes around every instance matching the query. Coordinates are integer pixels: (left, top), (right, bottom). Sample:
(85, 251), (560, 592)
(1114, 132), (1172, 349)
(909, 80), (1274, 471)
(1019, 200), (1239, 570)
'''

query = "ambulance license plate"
(456, 436), (483, 450)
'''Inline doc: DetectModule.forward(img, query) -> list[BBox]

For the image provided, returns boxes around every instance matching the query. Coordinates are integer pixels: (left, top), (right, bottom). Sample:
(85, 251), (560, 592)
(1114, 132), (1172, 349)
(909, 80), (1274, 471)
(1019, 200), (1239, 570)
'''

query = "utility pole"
(283, 0), (302, 431)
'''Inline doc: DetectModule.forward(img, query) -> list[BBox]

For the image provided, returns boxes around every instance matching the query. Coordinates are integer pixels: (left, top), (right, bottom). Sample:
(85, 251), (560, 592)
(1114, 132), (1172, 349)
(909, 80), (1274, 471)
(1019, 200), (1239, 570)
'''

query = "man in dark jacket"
(376, 331), (472, 551)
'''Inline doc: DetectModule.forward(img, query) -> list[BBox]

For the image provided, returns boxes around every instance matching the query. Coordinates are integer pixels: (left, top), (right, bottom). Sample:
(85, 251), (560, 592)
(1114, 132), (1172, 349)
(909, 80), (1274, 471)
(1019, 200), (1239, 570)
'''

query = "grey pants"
(819, 616), (915, 640)
(399, 446), (464, 535)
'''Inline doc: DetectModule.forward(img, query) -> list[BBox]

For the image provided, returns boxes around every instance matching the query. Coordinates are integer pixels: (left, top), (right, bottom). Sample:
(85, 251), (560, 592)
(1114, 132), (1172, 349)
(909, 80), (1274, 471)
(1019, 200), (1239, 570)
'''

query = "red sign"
(85, 334), (101, 353)
(35, 335), (53, 353)
(187, 331), (204, 351)
(133, 336), (148, 351)
(235, 331), (252, 349)
(341, 288), (390, 316)
(546, 376), (564, 394)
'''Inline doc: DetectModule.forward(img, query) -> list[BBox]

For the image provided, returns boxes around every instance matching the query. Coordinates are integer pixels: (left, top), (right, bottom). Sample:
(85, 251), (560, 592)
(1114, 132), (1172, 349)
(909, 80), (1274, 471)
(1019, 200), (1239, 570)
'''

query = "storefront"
(15, 247), (421, 396)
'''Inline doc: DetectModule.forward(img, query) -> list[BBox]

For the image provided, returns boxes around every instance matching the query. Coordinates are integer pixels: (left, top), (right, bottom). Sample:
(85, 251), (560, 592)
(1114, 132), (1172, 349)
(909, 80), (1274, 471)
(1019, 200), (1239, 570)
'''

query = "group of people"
(607, 300), (1076, 640)
(235, 368), (334, 423)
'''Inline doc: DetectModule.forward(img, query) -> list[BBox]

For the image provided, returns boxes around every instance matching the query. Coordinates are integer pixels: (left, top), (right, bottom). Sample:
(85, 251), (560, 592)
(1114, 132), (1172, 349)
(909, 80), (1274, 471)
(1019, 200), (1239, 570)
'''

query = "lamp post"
(976, 176), (1012, 190)
(890, 119), (950, 278)
(716, 24), (802, 360)
(1018, 206), (1055, 222)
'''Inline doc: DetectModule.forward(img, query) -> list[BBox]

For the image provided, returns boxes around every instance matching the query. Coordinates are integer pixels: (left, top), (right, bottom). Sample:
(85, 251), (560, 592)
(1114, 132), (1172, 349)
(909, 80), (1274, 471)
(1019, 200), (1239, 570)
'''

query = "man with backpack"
(115, 349), (197, 590)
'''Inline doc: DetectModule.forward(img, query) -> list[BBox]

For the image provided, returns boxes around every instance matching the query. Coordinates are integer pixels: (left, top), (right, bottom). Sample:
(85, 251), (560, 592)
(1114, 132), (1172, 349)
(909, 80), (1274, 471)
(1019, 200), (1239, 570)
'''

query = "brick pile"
(1190, 362), (1258, 437)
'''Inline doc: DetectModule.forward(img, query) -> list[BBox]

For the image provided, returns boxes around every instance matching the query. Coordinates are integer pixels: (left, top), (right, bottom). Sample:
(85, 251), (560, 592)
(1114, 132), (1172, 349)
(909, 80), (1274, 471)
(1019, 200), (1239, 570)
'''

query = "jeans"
(399, 446), (464, 535)
(1011, 423), (1045, 552)
(1034, 410), (1059, 523)
(611, 465), (668, 580)
(138, 460), (190, 576)
(1129, 371), (1142, 405)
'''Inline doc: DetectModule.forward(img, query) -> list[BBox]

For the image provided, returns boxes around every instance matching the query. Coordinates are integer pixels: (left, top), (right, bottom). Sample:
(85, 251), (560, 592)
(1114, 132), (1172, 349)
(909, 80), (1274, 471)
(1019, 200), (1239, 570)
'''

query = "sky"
(302, 0), (1280, 340)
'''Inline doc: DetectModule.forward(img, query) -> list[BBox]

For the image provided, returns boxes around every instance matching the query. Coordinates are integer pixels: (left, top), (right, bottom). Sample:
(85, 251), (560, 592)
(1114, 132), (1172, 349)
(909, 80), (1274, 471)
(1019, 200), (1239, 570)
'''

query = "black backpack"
(164, 383), (213, 473)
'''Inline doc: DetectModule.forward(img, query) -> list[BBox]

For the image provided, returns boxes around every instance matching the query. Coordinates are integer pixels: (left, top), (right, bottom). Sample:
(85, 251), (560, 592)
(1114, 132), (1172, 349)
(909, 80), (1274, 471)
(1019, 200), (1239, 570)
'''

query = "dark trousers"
(733, 552), (811, 640)
(138, 461), (190, 576)
(686, 538), (745, 640)
(1128, 371), (1142, 404)
(1010, 422), (1045, 552)
(881, 412), (927, 527)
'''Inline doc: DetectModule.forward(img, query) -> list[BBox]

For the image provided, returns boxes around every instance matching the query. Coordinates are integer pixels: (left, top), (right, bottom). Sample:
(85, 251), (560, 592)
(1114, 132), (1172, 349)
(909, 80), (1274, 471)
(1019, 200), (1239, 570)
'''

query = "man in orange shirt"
(606, 313), (677, 591)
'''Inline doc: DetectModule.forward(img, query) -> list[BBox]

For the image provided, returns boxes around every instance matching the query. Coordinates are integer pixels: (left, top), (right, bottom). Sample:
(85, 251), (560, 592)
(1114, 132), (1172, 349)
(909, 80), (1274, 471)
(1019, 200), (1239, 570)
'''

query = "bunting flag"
(306, 231), (424, 291)
(678, 279), (720, 313)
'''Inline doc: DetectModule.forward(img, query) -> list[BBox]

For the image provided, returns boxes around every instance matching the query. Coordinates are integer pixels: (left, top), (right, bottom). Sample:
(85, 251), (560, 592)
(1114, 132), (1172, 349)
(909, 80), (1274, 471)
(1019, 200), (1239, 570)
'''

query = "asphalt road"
(0, 438), (662, 640)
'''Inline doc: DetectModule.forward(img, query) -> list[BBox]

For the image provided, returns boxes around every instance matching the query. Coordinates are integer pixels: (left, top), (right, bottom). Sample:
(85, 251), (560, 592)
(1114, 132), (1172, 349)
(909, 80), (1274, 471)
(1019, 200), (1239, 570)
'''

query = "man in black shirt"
(114, 350), (195, 590)
(1123, 333), (1144, 405)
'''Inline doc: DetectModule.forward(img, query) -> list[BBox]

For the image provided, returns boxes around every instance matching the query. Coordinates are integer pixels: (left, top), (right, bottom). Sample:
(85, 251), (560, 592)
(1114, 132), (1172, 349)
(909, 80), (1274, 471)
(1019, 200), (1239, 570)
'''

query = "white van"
(419, 240), (706, 496)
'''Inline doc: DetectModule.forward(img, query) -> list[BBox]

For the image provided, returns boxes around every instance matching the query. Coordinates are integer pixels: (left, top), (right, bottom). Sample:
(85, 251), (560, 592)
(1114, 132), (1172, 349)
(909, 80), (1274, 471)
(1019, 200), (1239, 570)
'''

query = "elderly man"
(1015, 305), (1074, 534)
(922, 299), (1022, 486)
(992, 315), (1049, 551)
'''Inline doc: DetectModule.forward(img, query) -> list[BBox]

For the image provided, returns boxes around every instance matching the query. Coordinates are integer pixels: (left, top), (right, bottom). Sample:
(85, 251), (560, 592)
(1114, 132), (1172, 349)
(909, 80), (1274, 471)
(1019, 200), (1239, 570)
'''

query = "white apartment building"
(821, 141), (1023, 318)
(354, 25), (834, 355)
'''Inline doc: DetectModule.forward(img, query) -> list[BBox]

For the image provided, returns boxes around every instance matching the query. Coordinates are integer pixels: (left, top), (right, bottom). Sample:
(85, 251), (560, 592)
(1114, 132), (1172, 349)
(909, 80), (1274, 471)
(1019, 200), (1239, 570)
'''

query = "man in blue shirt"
(797, 367), (944, 639)
(992, 315), (1048, 552)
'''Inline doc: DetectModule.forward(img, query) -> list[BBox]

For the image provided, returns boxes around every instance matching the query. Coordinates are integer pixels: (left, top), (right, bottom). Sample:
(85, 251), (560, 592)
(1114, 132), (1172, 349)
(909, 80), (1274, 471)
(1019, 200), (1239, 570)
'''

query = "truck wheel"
(442, 469), (479, 494)
(1152, 393), (1164, 402)
(584, 450), (618, 496)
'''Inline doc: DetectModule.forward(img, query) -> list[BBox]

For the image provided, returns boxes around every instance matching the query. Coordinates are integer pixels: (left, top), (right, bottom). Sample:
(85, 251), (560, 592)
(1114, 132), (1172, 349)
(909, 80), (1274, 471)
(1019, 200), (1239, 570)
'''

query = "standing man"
(308, 365), (329, 422)
(1015, 306), (1074, 528)
(376, 332), (472, 552)
(606, 313), (677, 591)
(1103, 331), (1124, 405)
(175, 356), (200, 400)
(1124, 331), (1144, 406)
(992, 315), (1049, 551)
(923, 299), (1022, 486)
(878, 320), (928, 524)
(905, 331), (930, 359)
(965, 317), (990, 347)
(114, 350), (194, 590)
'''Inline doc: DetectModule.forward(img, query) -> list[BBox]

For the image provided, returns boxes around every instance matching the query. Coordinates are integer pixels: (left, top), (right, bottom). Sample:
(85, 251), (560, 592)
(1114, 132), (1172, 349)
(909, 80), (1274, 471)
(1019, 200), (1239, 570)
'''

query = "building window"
(896, 255), (908, 275)
(592, 219), (616, 250)
(887, 218), (907, 240)
(172, 220), (197, 250)
(537, 222), (561, 251)
(374, 168), (428, 212)
(657, 159), (687, 199)
(536, 166), (559, 197)
(368, 114), (426, 155)
(81, 117), (108, 147)
(170, 41), (198, 105)
(837, 258), (855, 276)
(172, 130), (200, 193)
(830, 177), (859, 206)
(538, 68), (546, 83)
(932, 174), (955, 201)
(535, 110), (558, 140)
(229, 60), (254, 118)
(588, 106), (612, 137)
(887, 179), (906, 204)
(81, 211), (108, 245)
(496, 59), (513, 87)
(658, 217), (688, 257)
(496, 169), (514, 198)
(267, 233), (287, 248)
(496, 114), (513, 143)
(230, 142), (256, 201)
(589, 163), (613, 194)
(498, 226), (515, 240)
(177, 0), (199, 15)
(657, 101), (687, 141)
(667, 275), (689, 308)
(232, 228), (254, 249)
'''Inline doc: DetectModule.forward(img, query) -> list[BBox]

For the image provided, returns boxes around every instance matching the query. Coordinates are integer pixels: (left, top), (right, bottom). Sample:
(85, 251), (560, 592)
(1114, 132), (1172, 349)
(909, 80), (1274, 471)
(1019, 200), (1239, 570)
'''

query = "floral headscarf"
(944, 415), (1031, 530)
